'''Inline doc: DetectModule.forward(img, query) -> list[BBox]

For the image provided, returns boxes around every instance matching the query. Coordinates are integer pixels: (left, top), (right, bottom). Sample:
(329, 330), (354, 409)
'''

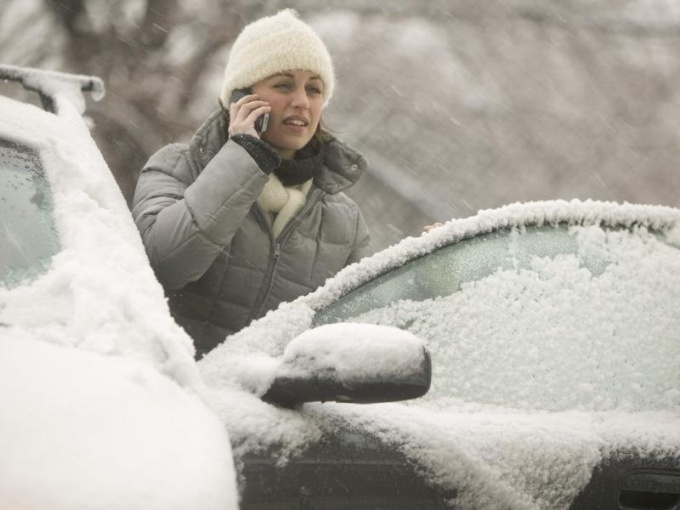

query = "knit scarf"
(274, 142), (324, 186)
(257, 142), (323, 238)
(257, 174), (313, 238)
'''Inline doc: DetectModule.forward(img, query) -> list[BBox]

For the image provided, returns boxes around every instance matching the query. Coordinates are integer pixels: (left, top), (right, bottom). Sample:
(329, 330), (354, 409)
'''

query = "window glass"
(315, 224), (680, 412)
(0, 139), (60, 287)
(316, 226), (588, 325)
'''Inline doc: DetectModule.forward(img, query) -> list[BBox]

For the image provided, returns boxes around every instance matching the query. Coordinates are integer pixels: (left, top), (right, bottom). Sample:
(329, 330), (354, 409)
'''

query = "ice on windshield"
(0, 139), (60, 287)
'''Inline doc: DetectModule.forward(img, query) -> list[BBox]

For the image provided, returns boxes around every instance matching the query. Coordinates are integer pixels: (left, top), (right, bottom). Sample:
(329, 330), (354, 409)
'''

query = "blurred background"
(2, 0), (680, 250)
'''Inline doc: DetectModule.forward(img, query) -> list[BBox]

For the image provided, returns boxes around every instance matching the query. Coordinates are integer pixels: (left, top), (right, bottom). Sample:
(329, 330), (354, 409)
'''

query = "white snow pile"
(0, 335), (237, 510)
(0, 88), (197, 385)
(0, 80), (238, 509)
(280, 323), (425, 383)
(201, 199), (680, 510)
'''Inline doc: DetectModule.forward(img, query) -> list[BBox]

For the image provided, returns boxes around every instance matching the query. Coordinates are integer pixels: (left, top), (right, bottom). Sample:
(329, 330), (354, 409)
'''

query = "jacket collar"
(189, 109), (367, 195)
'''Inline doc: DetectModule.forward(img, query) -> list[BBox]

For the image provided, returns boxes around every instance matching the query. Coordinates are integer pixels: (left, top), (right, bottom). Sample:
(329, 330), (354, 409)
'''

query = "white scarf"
(257, 173), (313, 238)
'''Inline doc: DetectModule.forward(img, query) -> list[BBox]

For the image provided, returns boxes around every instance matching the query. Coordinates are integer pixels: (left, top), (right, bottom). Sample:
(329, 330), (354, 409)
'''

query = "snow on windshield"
(349, 224), (680, 412)
(200, 199), (680, 510)
(0, 95), (198, 385)
(304, 199), (680, 312)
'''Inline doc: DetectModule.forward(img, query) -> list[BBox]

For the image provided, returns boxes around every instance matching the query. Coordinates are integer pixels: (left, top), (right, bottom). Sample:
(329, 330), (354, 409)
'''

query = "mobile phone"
(230, 88), (270, 133)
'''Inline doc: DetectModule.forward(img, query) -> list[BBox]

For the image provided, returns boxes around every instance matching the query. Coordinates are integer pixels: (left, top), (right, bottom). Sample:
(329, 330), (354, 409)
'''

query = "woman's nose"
(290, 88), (309, 109)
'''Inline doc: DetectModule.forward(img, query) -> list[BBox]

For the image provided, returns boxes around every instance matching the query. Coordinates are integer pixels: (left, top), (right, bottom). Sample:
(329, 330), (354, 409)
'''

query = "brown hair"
(313, 116), (334, 145)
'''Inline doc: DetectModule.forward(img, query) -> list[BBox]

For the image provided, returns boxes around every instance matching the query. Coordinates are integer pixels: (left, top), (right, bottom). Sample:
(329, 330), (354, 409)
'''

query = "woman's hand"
(422, 222), (444, 234)
(228, 93), (271, 138)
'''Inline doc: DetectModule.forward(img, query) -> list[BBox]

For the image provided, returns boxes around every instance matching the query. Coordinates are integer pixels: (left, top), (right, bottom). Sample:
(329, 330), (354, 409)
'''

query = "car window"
(316, 225), (609, 324)
(315, 223), (680, 412)
(0, 139), (60, 287)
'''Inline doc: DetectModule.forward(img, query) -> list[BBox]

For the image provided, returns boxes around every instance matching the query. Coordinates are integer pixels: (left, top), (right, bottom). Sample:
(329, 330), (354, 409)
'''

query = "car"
(0, 65), (239, 510)
(199, 199), (680, 509)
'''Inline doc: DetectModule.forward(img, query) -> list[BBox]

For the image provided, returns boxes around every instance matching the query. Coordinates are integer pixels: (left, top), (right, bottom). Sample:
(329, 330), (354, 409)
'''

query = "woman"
(132, 9), (371, 357)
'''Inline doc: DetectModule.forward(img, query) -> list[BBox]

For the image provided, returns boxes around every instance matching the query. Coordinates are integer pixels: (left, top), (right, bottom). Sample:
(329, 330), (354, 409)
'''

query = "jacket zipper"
(252, 190), (324, 319)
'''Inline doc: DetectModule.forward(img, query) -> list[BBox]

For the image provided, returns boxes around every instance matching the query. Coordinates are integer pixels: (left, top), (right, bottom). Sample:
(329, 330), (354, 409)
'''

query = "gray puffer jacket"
(132, 110), (371, 356)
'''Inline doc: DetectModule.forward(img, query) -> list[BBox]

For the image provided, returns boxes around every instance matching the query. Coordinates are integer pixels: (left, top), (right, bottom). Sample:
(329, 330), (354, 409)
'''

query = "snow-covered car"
(200, 200), (680, 509)
(0, 65), (239, 510)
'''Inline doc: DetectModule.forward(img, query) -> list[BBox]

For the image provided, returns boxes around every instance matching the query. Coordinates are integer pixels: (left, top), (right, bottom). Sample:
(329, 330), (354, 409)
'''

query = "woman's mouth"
(283, 117), (309, 129)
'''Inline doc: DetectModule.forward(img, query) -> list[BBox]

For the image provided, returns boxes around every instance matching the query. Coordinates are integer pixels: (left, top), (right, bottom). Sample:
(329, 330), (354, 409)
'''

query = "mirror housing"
(262, 323), (431, 407)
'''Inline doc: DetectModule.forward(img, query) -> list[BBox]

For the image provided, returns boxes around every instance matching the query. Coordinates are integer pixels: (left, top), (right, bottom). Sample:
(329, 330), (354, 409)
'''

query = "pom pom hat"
(220, 9), (336, 108)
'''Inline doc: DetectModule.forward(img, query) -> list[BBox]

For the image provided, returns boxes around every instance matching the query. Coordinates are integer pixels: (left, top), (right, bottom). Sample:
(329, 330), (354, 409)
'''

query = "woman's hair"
(314, 117), (334, 145)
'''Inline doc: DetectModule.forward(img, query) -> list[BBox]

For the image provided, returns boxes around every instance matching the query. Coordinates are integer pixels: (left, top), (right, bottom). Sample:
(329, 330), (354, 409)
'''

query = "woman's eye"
(274, 82), (292, 90)
(307, 86), (323, 95)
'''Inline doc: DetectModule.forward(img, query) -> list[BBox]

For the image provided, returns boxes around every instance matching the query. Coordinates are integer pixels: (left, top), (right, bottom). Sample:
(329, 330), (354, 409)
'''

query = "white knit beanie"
(219, 9), (335, 108)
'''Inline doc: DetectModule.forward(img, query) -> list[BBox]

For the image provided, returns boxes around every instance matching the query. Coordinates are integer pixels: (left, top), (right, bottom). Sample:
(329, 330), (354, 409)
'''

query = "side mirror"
(262, 323), (431, 407)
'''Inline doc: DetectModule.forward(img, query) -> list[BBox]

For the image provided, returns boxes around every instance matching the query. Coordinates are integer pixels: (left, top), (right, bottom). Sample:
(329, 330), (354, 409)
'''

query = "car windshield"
(315, 223), (680, 412)
(0, 139), (60, 287)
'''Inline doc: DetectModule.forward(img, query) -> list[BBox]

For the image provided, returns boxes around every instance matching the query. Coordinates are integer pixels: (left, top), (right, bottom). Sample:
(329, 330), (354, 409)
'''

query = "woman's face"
(252, 70), (324, 159)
